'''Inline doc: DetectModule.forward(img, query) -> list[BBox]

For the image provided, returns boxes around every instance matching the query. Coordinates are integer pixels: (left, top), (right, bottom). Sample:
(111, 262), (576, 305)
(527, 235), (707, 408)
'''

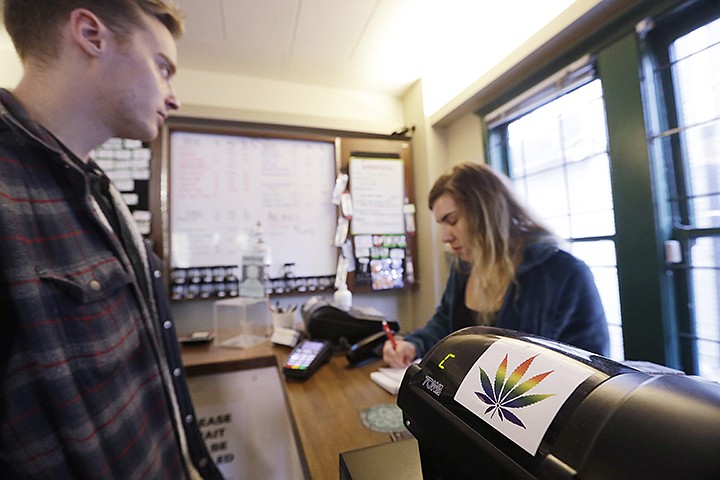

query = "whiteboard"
(169, 131), (337, 278)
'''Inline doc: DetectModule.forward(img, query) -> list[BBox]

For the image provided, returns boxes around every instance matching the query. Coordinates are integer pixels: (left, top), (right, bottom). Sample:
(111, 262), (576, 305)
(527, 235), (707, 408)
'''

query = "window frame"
(640, 1), (720, 374)
(487, 77), (625, 360)
(480, 0), (718, 369)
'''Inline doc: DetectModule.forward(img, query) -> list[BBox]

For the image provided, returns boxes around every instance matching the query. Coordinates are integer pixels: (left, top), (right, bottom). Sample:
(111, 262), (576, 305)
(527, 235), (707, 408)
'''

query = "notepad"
(370, 361), (419, 395)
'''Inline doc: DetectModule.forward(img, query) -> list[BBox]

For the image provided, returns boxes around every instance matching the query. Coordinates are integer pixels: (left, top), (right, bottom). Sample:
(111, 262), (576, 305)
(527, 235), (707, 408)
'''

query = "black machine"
(301, 295), (399, 346)
(345, 330), (389, 365)
(397, 327), (720, 479)
(282, 339), (333, 380)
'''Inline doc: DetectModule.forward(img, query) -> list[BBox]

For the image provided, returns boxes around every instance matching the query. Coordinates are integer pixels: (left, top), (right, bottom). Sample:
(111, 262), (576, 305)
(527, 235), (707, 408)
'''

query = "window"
(644, 9), (720, 380)
(481, 0), (719, 374)
(488, 79), (624, 360)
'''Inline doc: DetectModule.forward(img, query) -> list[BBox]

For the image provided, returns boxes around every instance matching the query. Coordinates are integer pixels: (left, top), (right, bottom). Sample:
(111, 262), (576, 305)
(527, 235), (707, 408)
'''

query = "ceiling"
(173, 0), (428, 97)
(172, 0), (581, 100)
(1, 1), (578, 101)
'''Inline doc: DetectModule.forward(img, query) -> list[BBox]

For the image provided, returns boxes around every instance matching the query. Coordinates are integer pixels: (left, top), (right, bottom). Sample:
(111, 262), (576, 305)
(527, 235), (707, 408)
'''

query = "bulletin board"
(339, 137), (418, 292)
(91, 138), (152, 236)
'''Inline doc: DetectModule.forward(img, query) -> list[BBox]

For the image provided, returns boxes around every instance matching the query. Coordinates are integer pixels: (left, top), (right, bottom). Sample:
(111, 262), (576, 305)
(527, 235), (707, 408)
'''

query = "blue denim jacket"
(405, 242), (610, 358)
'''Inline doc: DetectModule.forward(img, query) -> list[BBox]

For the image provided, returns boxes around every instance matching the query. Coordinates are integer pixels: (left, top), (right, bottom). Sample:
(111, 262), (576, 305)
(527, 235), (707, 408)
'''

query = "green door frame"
(598, 33), (678, 366)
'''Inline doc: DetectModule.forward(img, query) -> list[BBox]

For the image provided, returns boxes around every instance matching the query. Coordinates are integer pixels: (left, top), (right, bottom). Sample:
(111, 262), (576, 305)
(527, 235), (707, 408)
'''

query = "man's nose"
(167, 94), (180, 111)
(167, 84), (181, 111)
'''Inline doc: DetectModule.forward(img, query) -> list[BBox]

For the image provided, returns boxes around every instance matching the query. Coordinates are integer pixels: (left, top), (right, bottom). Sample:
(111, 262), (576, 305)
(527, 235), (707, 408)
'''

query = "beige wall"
(445, 112), (485, 166)
(0, 48), (22, 88)
(398, 89), (488, 332)
(171, 68), (406, 135)
(399, 80), (438, 331)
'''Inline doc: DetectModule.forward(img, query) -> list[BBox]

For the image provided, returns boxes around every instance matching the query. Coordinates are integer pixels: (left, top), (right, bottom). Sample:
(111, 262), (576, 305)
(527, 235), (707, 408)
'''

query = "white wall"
(445, 112), (485, 166)
(171, 68), (406, 135)
(0, 48), (22, 88)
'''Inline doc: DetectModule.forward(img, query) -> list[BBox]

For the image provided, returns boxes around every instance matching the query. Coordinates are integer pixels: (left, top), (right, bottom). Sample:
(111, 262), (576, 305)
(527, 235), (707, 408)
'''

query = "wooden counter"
(181, 341), (397, 480)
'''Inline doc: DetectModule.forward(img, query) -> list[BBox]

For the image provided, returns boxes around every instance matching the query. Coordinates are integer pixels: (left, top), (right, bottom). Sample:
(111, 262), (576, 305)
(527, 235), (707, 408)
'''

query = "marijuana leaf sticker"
(474, 354), (555, 429)
(455, 339), (594, 455)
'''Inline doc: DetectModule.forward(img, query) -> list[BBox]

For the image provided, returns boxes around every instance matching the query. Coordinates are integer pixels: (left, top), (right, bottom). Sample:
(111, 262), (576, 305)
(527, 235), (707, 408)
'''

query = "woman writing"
(383, 162), (610, 367)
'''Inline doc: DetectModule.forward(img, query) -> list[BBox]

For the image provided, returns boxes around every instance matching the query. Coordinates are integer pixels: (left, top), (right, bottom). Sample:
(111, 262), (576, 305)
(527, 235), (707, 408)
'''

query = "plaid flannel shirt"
(0, 89), (222, 479)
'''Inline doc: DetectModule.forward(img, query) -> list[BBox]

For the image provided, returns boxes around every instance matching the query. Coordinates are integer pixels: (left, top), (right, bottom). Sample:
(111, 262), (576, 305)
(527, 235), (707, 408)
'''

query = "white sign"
(349, 157), (404, 234)
(454, 338), (594, 455)
(187, 367), (305, 479)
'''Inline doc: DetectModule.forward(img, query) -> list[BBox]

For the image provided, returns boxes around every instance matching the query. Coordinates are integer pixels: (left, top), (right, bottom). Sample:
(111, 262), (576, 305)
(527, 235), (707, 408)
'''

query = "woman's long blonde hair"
(428, 162), (556, 323)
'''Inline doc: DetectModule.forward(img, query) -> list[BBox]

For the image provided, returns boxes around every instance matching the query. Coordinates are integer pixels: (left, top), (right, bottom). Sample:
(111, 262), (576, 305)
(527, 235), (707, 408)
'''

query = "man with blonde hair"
(1, 1), (222, 477)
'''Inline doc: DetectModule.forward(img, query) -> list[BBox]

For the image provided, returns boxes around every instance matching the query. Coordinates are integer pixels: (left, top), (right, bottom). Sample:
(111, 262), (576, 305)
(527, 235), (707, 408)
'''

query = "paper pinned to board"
(349, 157), (404, 235)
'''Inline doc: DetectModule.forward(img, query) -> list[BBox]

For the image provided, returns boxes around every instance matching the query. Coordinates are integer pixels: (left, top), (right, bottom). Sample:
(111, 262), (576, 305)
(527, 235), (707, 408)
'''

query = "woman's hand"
(382, 339), (417, 368)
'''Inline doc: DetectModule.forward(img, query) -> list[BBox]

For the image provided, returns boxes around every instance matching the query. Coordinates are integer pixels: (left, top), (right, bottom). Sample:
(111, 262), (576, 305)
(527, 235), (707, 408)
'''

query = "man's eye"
(158, 63), (172, 79)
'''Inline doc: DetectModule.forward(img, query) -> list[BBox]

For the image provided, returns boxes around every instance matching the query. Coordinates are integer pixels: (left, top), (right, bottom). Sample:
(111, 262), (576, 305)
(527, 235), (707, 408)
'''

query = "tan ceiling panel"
(176, 0), (224, 40)
(222, 0), (300, 54)
(292, 0), (378, 59)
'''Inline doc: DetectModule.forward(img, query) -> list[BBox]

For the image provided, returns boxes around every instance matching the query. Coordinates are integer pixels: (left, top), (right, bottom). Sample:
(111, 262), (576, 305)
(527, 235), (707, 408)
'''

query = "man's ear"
(68, 8), (110, 57)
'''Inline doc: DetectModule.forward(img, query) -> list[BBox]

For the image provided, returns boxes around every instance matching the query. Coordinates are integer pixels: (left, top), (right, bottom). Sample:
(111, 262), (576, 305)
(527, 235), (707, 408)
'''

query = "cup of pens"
(270, 303), (297, 331)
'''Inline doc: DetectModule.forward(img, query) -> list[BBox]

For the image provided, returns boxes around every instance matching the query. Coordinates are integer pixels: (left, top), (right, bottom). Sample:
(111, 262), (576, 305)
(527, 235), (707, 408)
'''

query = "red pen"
(382, 320), (397, 350)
